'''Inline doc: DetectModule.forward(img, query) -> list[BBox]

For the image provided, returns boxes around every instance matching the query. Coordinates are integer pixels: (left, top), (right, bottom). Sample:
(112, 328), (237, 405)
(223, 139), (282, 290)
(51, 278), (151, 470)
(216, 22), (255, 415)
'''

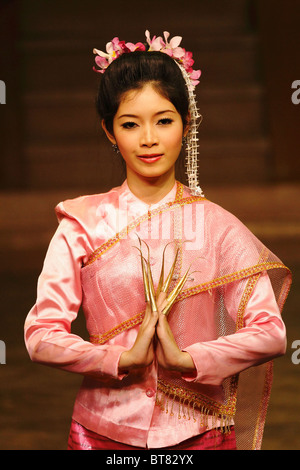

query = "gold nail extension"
(135, 235), (151, 303)
(142, 256), (151, 304)
(161, 247), (179, 293)
(134, 245), (151, 303)
(146, 257), (158, 312)
(135, 236), (157, 311)
(141, 239), (158, 312)
(156, 241), (174, 297)
(161, 266), (191, 316)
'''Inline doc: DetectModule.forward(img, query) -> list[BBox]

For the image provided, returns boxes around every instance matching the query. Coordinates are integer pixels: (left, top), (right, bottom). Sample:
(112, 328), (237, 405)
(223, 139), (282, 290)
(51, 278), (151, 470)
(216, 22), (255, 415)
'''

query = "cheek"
(165, 129), (183, 150)
(115, 133), (134, 154)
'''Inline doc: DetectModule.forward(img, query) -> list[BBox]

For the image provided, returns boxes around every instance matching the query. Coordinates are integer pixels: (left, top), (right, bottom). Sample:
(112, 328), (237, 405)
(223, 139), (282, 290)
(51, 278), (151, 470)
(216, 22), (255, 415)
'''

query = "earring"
(112, 144), (120, 153)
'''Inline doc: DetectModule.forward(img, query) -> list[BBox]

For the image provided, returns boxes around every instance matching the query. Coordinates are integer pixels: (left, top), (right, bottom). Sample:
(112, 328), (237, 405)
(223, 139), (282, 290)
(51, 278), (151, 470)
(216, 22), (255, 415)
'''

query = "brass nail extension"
(161, 266), (191, 316)
(161, 247), (180, 293)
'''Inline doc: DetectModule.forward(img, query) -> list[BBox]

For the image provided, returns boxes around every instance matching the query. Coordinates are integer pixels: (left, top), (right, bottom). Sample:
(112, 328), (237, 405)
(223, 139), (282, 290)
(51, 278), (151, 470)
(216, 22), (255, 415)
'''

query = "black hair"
(96, 50), (189, 135)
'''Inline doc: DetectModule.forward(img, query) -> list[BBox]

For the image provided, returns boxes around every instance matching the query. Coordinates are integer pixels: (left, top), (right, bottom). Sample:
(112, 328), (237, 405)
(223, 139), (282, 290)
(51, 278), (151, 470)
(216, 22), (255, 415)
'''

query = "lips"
(137, 154), (163, 163)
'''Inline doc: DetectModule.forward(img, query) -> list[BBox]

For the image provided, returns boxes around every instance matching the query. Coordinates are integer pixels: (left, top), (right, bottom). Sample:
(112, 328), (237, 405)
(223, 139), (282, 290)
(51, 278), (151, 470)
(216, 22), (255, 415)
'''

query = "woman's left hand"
(155, 292), (196, 374)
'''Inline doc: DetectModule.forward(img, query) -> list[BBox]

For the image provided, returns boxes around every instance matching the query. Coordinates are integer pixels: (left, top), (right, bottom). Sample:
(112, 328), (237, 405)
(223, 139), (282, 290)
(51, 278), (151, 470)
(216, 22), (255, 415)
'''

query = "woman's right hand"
(118, 302), (158, 373)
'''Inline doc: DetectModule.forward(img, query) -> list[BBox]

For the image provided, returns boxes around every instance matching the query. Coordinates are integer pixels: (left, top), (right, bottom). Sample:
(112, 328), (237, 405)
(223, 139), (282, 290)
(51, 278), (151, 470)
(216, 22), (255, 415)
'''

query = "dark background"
(0, 0), (299, 450)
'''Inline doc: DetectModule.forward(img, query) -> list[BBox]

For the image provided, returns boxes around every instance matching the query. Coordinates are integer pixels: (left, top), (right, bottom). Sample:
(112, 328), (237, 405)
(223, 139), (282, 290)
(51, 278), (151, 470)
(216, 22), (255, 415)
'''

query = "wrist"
(177, 351), (196, 374)
(118, 350), (132, 373)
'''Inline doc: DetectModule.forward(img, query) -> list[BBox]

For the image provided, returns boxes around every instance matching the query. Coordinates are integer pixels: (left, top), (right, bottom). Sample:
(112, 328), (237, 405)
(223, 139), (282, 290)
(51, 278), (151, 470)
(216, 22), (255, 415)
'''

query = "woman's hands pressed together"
(118, 291), (196, 375)
(155, 292), (196, 373)
(118, 301), (158, 373)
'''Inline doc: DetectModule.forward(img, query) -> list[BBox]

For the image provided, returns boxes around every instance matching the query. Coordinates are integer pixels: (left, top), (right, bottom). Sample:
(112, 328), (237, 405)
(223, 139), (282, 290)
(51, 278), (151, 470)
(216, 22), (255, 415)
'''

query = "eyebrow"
(117, 110), (176, 120)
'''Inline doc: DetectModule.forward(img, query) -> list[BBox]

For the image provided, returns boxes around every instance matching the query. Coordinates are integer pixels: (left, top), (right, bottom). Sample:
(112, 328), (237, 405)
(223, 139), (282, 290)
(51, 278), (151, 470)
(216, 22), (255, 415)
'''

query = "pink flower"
(107, 37), (127, 59)
(145, 30), (164, 51)
(190, 69), (201, 86)
(180, 50), (194, 72)
(93, 37), (126, 69)
(93, 55), (109, 73)
(93, 38), (147, 73)
(125, 42), (146, 52)
(162, 31), (185, 59)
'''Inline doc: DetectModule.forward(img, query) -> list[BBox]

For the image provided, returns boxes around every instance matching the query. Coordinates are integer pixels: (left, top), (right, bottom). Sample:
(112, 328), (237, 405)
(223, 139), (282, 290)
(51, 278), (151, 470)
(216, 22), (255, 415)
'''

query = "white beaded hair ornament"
(93, 30), (204, 197)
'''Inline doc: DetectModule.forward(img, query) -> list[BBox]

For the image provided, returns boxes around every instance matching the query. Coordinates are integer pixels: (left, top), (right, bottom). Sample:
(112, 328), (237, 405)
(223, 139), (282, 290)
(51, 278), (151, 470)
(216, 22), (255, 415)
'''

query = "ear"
(101, 120), (116, 145)
(183, 111), (191, 137)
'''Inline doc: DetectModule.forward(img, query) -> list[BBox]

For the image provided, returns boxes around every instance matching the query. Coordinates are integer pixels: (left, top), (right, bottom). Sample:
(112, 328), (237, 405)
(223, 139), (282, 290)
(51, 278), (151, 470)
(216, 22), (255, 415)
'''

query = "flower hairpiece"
(93, 30), (201, 88)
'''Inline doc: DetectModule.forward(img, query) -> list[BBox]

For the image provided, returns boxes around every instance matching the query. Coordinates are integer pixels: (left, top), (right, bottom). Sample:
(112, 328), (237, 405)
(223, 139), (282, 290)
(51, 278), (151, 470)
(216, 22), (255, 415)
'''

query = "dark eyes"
(121, 121), (137, 129)
(158, 118), (173, 125)
(121, 118), (173, 129)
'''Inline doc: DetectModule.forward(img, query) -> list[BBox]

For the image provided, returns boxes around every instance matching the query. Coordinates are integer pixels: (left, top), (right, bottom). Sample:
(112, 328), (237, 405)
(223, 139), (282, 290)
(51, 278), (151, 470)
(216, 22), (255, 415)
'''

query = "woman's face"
(103, 83), (187, 188)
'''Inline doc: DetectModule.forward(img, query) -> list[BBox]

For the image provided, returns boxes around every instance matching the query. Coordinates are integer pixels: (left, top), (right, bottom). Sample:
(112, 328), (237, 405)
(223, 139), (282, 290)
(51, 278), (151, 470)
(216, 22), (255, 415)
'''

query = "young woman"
(24, 31), (291, 450)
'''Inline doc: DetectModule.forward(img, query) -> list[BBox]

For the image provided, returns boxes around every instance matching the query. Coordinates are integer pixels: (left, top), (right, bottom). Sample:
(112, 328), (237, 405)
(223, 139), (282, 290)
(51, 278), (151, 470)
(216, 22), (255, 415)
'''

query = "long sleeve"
(24, 182), (179, 381)
(24, 216), (127, 380)
(183, 272), (286, 386)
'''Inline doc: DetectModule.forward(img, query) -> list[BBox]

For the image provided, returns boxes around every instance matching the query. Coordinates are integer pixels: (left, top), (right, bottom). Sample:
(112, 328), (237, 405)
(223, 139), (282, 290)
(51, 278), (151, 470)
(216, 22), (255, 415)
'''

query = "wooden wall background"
(1, 0), (299, 193)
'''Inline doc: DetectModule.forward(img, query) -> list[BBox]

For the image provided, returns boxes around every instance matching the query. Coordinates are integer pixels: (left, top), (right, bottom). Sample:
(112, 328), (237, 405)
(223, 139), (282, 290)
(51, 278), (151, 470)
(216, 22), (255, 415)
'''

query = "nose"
(140, 124), (158, 147)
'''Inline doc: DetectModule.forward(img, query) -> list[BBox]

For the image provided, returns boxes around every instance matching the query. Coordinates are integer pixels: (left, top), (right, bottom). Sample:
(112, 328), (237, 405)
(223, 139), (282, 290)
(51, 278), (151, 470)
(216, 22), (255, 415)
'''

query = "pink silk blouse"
(24, 180), (287, 448)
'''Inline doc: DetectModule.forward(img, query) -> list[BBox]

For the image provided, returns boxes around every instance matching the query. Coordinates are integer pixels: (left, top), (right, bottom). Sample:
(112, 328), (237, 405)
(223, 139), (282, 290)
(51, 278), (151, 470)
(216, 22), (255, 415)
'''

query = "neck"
(126, 171), (176, 205)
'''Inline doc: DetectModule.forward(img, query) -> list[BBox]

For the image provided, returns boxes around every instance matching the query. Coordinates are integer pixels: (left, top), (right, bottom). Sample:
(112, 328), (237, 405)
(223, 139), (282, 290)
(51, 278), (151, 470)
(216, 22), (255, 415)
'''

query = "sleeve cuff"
(181, 346), (198, 382)
(98, 345), (129, 380)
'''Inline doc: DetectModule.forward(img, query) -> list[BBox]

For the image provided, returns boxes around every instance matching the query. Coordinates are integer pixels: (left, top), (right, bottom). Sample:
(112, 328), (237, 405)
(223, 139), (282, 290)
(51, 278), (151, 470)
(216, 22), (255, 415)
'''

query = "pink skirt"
(67, 419), (237, 450)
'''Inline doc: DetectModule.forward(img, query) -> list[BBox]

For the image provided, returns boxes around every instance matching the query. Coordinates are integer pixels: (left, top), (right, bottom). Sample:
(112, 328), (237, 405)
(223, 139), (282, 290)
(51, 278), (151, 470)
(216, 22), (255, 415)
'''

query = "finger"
(144, 302), (159, 327)
(157, 289), (167, 301)
(156, 291), (167, 309)
(158, 302), (169, 320)
(141, 304), (154, 332)
(145, 301), (152, 315)
(157, 311), (169, 329)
